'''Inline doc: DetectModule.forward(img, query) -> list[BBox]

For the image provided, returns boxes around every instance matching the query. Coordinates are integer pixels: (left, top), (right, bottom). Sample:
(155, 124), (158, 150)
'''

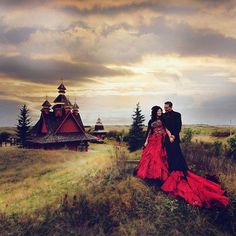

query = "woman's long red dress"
(136, 120), (169, 181)
(161, 170), (229, 208)
(136, 120), (229, 208)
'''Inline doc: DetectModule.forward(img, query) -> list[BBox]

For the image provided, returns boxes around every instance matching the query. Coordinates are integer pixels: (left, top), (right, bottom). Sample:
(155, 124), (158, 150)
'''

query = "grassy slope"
(0, 130), (236, 235)
(101, 124), (236, 144)
(182, 125), (236, 144)
(0, 143), (235, 235)
(0, 144), (113, 216)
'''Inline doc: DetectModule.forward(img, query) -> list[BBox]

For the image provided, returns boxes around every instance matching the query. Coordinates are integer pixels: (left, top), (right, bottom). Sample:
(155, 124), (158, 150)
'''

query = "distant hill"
(0, 127), (17, 135)
(1, 124), (236, 137)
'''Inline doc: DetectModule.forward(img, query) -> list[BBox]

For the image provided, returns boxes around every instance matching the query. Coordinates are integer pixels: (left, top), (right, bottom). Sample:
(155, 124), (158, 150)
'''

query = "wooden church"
(91, 117), (107, 141)
(27, 83), (97, 151)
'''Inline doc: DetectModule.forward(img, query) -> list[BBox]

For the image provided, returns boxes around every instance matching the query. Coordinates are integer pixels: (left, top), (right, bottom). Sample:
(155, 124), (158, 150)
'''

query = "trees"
(127, 103), (145, 152)
(0, 132), (10, 147)
(16, 104), (32, 148)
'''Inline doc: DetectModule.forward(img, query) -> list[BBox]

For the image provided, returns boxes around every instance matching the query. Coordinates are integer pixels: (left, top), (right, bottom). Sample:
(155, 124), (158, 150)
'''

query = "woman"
(136, 105), (229, 208)
(135, 106), (169, 182)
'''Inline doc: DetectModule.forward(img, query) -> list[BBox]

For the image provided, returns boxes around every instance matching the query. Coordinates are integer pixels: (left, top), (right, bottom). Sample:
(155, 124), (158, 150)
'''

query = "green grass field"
(0, 141), (235, 235)
(0, 125), (236, 235)
(182, 125), (236, 144)
(104, 124), (236, 143)
(0, 144), (114, 216)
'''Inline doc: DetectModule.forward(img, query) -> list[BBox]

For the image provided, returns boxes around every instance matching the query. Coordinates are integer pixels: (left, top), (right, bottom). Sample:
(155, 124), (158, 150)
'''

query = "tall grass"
(0, 144), (113, 216)
(0, 141), (236, 235)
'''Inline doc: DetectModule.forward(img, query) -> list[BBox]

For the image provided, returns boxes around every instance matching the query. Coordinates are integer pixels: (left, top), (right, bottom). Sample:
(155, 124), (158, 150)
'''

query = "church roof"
(42, 100), (51, 107)
(53, 94), (68, 103)
(94, 117), (105, 131)
(96, 117), (102, 124)
(52, 104), (64, 109)
(29, 112), (97, 143)
(57, 83), (66, 92)
(64, 99), (73, 107)
(29, 82), (98, 144)
(73, 102), (79, 110)
(31, 112), (83, 133)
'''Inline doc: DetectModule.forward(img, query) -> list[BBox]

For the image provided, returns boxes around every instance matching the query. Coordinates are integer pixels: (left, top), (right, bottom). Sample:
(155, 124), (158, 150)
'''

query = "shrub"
(106, 130), (128, 143)
(106, 130), (119, 139)
(227, 135), (236, 159)
(181, 141), (236, 177)
(212, 141), (223, 157)
(182, 128), (194, 143)
(0, 132), (11, 146)
(113, 146), (129, 178)
(211, 130), (230, 138)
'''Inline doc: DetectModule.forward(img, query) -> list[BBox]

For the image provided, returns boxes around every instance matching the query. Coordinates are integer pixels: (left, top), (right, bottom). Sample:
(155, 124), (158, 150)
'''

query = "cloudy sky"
(0, 0), (236, 127)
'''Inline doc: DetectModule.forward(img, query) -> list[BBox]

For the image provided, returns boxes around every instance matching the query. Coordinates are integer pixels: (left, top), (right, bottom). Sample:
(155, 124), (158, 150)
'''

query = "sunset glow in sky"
(0, 0), (236, 126)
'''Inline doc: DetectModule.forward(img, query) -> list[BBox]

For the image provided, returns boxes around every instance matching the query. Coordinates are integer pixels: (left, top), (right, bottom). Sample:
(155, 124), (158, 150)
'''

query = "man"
(162, 101), (188, 175)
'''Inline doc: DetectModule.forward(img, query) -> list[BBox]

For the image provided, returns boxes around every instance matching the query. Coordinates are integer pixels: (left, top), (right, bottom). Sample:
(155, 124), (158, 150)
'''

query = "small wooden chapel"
(91, 117), (107, 141)
(27, 82), (97, 151)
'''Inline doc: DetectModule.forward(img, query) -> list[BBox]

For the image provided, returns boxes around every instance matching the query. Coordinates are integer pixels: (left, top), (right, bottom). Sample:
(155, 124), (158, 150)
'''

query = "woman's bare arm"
(144, 121), (152, 146)
(145, 129), (151, 143)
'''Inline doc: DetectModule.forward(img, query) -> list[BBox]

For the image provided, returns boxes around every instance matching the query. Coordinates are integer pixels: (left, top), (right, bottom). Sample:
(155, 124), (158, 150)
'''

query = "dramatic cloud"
(0, 0), (236, 126)
(0, 56), (133, 83)
(1, 26), (36, 45)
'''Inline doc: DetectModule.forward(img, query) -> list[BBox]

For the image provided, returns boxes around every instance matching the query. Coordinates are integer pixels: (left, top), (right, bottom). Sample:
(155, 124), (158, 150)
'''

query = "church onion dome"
(73, 102), (79, 110)
(42, 100), (51, 107)
(57, 83), (66, 94)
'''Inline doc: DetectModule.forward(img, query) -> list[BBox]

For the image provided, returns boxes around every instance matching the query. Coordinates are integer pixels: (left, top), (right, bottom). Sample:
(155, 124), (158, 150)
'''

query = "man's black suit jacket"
(162, 110), (182, 142)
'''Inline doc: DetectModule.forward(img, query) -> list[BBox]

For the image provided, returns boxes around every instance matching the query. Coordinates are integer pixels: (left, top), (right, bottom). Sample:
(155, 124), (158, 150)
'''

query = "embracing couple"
(135, 101), (229, 208)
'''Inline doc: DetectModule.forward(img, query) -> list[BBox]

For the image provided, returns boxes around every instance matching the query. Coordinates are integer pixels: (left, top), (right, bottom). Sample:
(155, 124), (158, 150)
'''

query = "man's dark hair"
(165, 101), (173, 107)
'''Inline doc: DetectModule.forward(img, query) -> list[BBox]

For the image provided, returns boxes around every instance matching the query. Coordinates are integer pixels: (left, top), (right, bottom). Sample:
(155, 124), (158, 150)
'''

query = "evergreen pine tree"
(127, 102), (145, 152)
(16, 104), (32, 148)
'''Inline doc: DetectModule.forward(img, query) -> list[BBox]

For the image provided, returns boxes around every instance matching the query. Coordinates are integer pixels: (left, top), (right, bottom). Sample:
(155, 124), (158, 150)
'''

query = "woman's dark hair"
(151, 105), (163, 121)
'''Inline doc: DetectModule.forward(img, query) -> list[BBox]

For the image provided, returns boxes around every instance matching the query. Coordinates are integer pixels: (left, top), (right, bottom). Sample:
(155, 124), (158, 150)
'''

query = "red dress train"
(136, 121), (229, 208)
(161, 170), (229, 208)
